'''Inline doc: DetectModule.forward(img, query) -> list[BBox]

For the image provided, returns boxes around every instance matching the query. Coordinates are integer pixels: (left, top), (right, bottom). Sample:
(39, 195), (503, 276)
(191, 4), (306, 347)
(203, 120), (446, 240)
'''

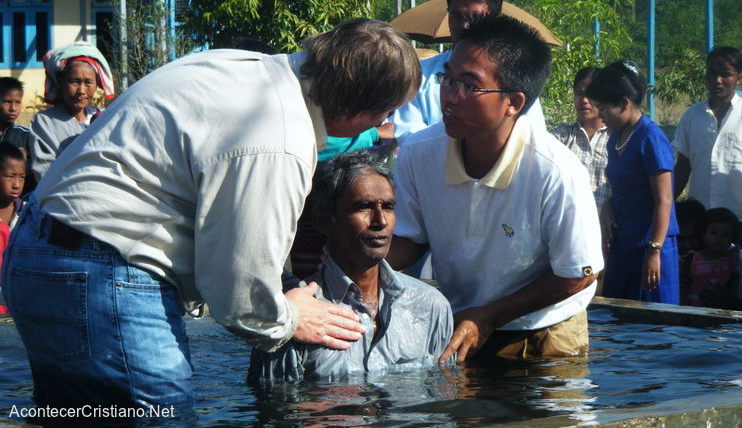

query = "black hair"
(676, 198), (706, 227)
(702, 207), (739, 244)
(706, 46), (742, 73)
(446, 0), (503, 15)
(0, 143), (25, 167)
(585, 61), (646, 106)
(458, 15), (551, 112)
(573, 66), (600, 88)
(0, 77), (24, 98)
(311, 150), (392, 230)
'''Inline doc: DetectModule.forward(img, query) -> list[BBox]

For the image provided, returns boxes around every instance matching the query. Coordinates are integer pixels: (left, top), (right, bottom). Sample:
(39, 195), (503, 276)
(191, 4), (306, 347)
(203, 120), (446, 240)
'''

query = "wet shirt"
(248, 258), (454, 382)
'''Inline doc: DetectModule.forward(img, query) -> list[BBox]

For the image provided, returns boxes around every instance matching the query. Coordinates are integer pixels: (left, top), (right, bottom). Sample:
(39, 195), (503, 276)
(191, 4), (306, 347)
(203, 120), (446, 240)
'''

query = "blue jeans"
(2, 199), (193, 409)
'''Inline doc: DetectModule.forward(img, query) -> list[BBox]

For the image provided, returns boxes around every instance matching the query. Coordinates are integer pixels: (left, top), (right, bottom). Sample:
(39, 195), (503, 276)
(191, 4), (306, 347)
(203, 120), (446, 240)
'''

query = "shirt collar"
(321, 257), (404, 305)
(576, 121), (608, 133)
(288, 51), (328, 152)
(706, 92), (742, 111)
(445, 116), (529, 189)
(732, 92), (742, 109)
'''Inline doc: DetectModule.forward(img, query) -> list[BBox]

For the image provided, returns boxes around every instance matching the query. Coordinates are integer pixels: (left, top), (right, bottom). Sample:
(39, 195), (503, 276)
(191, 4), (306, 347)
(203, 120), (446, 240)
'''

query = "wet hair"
(706, 46), (741, 73)
(585, 61), (646, 106)
(446, 0), (503, 15)
(302, 18), (421, 121)
(457, 15), (551, 112)
(311, 150), (392, 227)
(702, 207), (739, 244)
(0, 143), (25, 168)
(0, 77), (23, 98)
(573, 66), (600, 88)
(676, 198), (706, 227)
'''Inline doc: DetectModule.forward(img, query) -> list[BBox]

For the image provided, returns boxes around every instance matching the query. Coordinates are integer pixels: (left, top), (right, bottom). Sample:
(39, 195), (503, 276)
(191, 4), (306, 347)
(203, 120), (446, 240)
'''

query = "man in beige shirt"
(2, 19), (421, 411)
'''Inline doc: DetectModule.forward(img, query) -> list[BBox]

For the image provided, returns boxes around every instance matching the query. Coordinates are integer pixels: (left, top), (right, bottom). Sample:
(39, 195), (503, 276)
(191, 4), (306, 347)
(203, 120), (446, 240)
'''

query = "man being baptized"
(249, 151), (453, 382)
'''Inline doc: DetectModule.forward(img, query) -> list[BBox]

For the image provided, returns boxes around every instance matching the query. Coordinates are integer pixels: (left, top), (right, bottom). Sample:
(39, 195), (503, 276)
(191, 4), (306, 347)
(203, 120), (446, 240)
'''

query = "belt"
(47, 217), (87, 250)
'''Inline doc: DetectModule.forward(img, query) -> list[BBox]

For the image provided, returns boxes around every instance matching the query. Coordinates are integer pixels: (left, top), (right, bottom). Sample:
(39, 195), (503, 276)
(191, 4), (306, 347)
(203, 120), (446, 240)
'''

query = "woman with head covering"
(29, 41), (115, 180)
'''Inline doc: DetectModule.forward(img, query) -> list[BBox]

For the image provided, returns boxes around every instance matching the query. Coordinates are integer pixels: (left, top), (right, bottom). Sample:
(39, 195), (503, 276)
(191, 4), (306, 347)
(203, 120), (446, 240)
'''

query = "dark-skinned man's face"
(327, 172), (396, 269)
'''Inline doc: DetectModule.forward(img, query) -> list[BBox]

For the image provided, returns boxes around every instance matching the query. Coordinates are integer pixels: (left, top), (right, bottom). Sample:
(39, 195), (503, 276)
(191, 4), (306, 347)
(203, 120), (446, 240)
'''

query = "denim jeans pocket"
(115, 280), (185, 335)
(6, 265), (89, 362)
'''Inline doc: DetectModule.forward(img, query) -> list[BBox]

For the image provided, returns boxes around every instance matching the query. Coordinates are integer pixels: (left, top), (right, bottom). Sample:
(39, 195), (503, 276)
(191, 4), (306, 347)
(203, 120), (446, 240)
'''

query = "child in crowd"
(682, 208), (739, 309)
(0, 77), (36, 193)
(0, 143), (25, 315)
(0, 144), (26, 229)
(676, 198), (706, 258)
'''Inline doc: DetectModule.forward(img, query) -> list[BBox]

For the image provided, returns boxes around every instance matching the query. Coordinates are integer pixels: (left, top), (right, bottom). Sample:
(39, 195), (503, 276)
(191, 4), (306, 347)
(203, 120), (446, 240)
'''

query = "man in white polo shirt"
(388, 16), (603, 363)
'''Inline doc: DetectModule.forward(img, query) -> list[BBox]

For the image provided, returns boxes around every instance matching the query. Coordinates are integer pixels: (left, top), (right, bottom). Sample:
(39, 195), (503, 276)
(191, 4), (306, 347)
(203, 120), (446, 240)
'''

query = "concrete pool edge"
(498, 390), (742, 427)
(589, 296), (742, 326)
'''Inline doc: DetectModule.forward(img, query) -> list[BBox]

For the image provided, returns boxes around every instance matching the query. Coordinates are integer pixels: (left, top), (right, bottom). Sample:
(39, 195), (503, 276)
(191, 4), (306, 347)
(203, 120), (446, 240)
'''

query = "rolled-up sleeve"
(248, 344), (304, 384)
(541, 164), (604, 279)
(194, 150), (312, 352)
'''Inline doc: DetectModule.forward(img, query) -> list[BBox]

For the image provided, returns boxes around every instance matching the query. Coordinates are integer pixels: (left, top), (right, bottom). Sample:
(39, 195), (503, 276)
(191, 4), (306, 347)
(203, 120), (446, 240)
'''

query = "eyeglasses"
(435, 72), (515, 98)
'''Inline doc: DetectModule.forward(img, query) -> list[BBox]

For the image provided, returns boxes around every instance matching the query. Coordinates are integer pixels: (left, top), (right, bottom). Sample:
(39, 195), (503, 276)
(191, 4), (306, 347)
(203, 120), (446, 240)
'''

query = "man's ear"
(506, 92), (527, 117)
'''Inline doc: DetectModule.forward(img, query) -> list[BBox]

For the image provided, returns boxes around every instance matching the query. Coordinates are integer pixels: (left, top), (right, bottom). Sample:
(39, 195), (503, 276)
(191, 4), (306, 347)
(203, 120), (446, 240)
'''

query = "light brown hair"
(302, 18), (421, 121)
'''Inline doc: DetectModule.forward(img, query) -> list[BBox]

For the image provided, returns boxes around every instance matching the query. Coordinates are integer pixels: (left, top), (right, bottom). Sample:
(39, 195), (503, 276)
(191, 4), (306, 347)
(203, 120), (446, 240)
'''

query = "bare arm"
(386, 234), (430, 271)
(438, 271), (595, 363)
(643, 170), (673, 289)
(673, 153), (691, 199)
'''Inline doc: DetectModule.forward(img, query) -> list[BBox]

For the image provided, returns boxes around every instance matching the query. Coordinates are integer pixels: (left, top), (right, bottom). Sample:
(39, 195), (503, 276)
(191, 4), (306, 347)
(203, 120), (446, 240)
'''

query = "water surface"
(1, 308), (740, 426)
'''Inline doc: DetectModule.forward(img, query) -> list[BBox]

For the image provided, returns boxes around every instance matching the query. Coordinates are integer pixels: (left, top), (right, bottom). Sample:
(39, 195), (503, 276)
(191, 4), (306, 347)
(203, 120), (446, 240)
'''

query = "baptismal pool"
(1, 304), (740, 427)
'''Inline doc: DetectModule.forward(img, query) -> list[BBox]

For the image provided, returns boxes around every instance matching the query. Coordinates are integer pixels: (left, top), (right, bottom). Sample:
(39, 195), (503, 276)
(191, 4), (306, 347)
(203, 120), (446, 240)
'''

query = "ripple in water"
(0, 307), (739, 426)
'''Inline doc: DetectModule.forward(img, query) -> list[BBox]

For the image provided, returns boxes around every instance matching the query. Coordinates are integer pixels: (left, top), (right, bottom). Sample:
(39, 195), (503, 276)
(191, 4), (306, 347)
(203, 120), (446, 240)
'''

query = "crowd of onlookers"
(548, 46), (740, 310)
(0, 41), (740, 316)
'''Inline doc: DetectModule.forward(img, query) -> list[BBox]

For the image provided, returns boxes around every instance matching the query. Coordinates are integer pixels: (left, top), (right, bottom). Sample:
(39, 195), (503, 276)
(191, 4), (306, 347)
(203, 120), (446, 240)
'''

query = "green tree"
(181, 0), (369, 52)
(515, 0), (634, 128)
(654, 48), (705, 116)
(624, 0), (739, 123)
(107, 1), (196, 89)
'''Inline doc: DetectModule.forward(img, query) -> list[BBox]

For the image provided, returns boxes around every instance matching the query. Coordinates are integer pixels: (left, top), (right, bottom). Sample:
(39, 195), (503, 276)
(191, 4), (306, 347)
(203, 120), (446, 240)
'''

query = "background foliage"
(517, 0), (634, 127)
(127, 0), (738, 126)
(180, 0), (368, 51)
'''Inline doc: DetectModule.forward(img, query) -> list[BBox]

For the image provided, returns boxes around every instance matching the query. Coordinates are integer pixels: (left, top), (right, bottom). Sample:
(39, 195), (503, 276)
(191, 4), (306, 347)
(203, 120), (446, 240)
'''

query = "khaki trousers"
(473, 310), (589, 362)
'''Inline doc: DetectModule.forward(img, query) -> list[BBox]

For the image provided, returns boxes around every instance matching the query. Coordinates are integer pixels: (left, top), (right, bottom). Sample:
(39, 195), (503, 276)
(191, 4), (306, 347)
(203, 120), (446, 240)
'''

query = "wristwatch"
(648, 240), (663, 251)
